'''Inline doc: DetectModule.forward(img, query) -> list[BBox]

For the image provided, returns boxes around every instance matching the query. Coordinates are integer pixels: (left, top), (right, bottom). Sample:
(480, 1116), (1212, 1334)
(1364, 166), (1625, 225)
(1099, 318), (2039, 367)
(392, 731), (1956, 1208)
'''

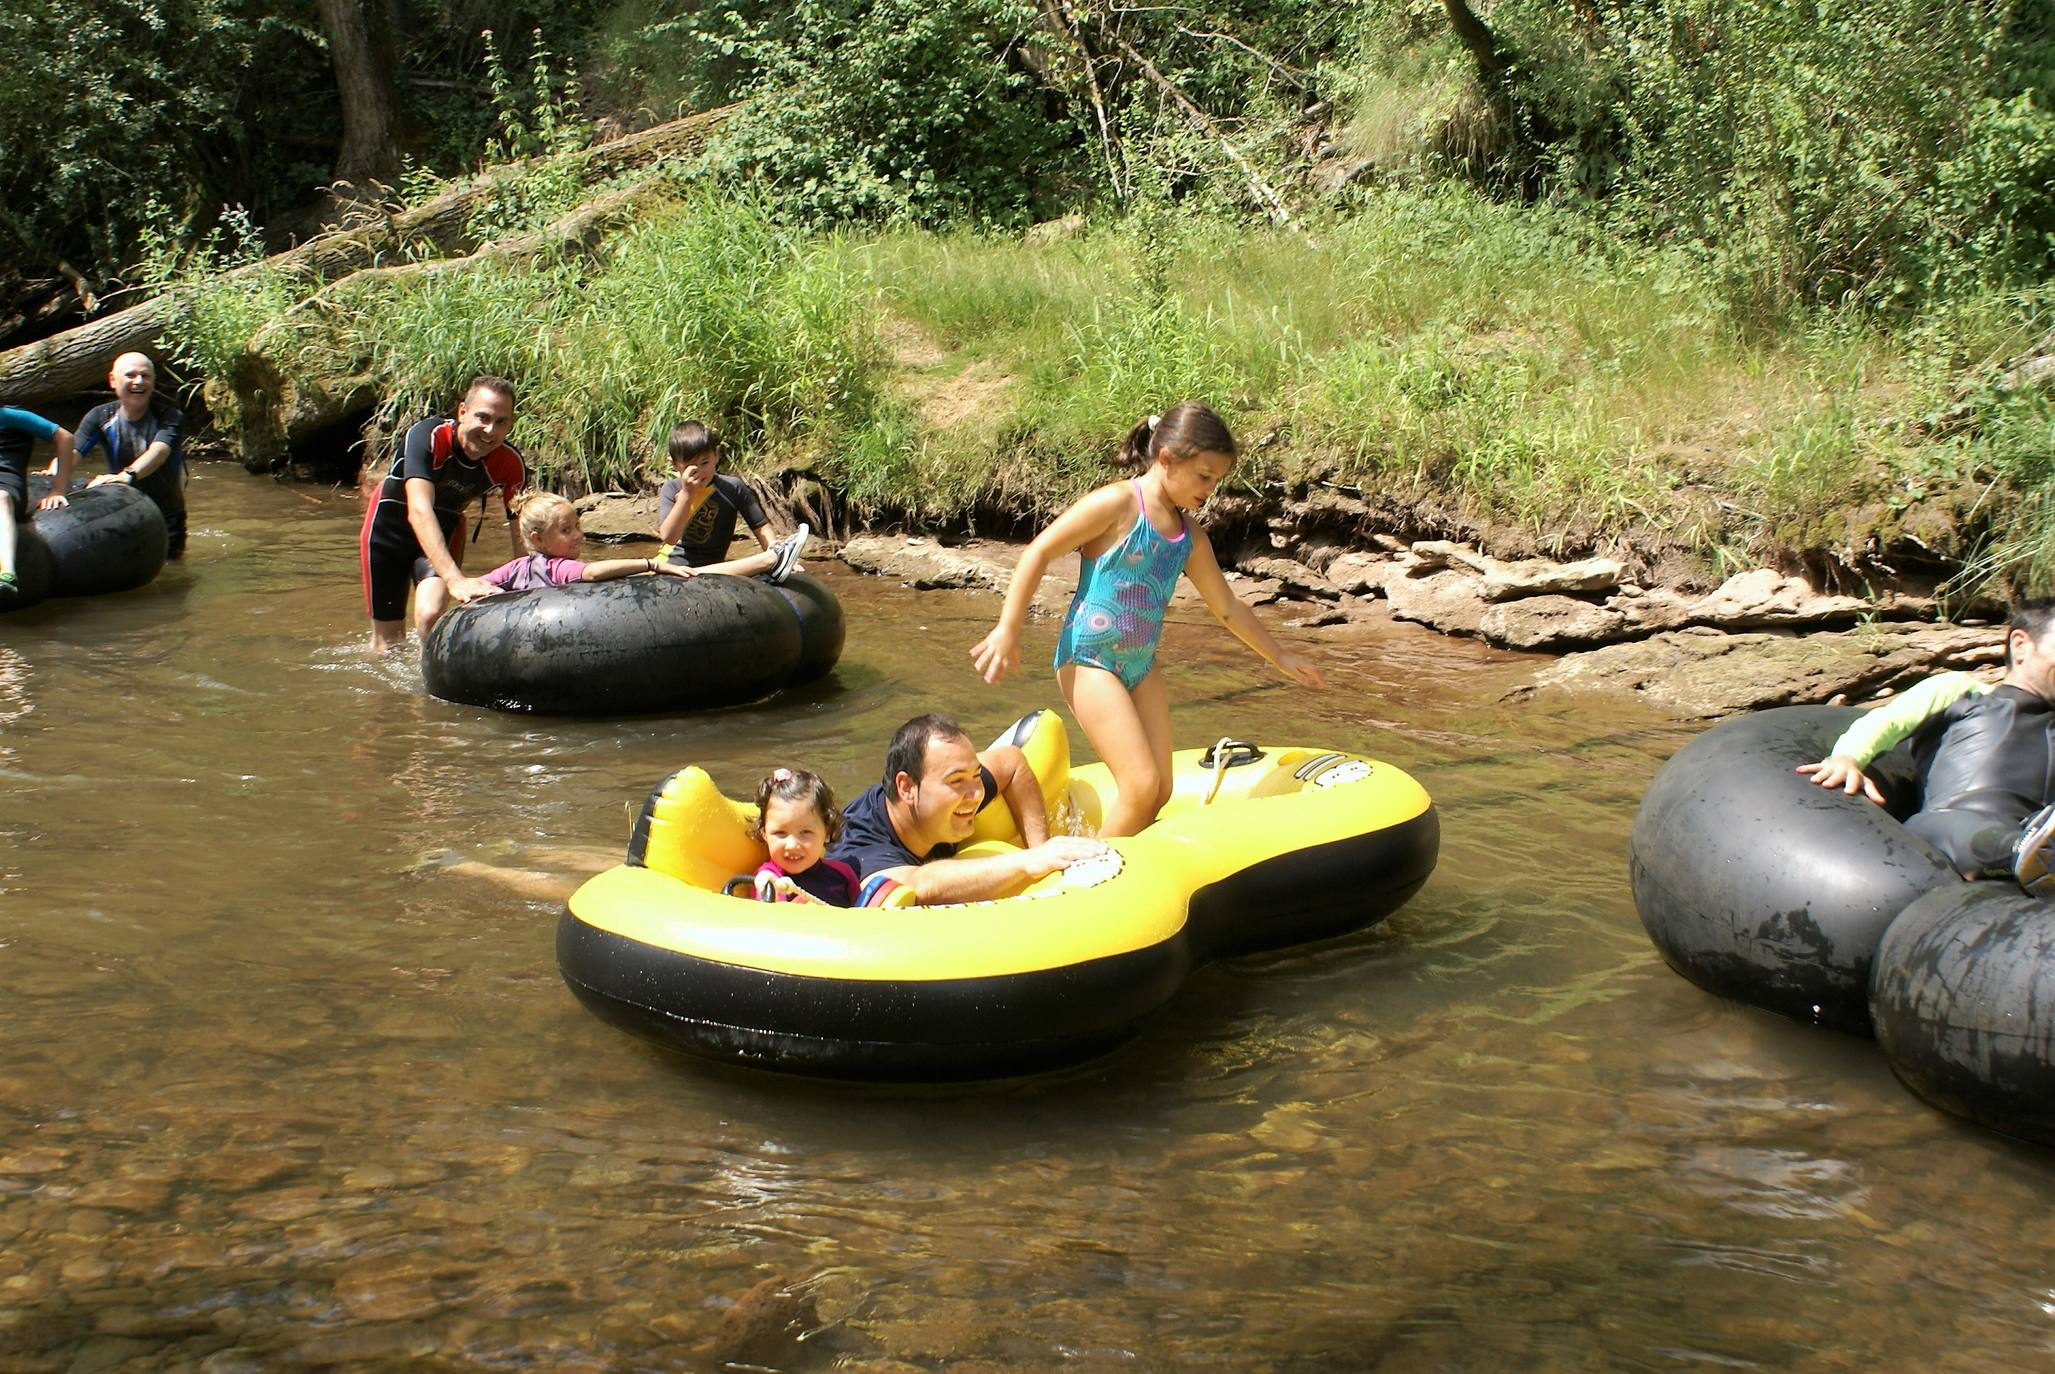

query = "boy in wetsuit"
(1801, 598), (2055, 894)
(77, 352), (186, 557)
(655, 421), (807, 577)
(0, 405), (75, 600)
(358, 375), (526, 652)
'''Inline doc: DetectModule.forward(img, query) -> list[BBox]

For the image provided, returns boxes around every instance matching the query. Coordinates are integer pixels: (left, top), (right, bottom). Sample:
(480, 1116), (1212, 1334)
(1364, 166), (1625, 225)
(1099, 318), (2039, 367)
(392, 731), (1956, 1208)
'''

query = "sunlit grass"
(171, 179), (2052, 581)
(861, 186), (1977, 556)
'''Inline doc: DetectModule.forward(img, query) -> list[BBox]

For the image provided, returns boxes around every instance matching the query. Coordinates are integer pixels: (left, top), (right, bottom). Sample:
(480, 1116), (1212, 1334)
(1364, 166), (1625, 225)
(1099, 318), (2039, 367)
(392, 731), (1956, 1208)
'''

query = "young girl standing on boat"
(970, 401), (1325, 837)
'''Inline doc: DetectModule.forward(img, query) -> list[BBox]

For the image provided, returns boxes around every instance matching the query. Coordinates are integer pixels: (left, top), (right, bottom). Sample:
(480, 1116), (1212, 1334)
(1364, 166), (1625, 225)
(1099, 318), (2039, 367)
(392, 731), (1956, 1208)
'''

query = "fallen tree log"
(0, 105), (733, 404)
(216, 174), (681, 473)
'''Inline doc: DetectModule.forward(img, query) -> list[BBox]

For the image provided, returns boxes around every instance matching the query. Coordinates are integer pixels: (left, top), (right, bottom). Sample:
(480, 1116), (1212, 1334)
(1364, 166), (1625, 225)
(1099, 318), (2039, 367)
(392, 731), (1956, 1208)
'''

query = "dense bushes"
(0, 0), (607, 288)
(250, 193), (887, 493)
(0, 0), (336, 282)
(1383, 0), (2055, 318)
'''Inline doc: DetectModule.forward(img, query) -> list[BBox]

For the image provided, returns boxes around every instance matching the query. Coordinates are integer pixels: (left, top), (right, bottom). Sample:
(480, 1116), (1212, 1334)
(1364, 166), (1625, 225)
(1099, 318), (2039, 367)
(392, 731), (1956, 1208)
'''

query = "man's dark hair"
(667, 421), (719, 463)
(885, 713), (969, 792)
(2009, 597), (2055, 665)
(467, 374), (516, 408)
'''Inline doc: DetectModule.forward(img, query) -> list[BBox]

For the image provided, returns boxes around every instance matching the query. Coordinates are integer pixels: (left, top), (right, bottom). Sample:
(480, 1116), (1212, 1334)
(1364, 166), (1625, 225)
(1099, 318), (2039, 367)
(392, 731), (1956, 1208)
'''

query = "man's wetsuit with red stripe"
(359, 417), (525, 621)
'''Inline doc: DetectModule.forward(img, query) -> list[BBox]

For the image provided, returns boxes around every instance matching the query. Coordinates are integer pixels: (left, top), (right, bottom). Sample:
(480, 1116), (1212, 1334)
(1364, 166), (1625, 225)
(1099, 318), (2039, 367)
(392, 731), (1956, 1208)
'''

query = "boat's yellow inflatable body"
(558, 710), (1438, 1078)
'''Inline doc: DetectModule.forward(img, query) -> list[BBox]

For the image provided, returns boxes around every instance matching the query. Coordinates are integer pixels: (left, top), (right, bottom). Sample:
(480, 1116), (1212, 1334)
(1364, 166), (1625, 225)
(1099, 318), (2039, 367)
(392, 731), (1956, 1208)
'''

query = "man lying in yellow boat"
(830, 713), (1107, 905)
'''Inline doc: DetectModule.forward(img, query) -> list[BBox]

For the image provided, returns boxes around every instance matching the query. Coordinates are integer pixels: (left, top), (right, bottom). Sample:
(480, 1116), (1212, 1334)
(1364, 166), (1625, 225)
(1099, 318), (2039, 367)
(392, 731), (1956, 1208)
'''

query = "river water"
(3, 466), (2052, 1372)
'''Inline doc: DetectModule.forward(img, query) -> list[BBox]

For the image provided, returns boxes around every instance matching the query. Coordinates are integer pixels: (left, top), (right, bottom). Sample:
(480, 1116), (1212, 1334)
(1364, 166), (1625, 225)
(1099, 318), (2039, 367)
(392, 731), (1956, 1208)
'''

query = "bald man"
(77, 352), (187, 557)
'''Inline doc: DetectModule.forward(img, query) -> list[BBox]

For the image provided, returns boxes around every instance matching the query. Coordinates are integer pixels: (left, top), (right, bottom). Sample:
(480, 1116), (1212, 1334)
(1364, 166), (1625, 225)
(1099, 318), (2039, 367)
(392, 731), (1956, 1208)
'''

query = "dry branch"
(1104, 33), (1298, 229)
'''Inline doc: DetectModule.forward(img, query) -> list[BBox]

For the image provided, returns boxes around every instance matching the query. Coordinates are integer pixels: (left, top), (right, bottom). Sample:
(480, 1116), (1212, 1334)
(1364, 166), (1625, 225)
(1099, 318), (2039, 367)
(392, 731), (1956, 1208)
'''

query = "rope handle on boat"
(1201, 737), (1262, 804)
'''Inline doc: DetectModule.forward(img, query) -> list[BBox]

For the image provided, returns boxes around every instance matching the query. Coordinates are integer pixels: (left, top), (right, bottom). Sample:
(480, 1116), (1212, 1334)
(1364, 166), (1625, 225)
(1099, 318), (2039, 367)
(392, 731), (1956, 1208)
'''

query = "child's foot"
(2014, 804), (2055, 897)
(768, 524), (810, 584)
(0, 571), (17, 603)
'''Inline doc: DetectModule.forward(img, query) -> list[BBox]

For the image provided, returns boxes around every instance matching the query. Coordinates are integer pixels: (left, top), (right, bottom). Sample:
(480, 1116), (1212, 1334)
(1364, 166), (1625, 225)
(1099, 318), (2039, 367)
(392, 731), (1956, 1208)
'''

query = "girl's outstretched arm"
(1183, 530), (1327, 689)
(970, 483), (1129, 684)
(580, 557), (701, 582)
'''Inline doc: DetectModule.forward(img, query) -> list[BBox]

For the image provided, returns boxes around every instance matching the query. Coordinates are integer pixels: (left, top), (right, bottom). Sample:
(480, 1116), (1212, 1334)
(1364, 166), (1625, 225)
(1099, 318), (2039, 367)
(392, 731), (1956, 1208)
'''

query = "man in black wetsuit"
(828, 713), (1106, 905)
(77, 352), (187, 557)
(358, 376), (527, 653)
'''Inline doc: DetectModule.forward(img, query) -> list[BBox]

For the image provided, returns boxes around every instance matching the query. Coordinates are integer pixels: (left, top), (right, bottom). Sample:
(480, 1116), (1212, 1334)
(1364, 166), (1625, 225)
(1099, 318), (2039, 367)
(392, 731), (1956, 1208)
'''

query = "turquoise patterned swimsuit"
(1053, 479), (1191, 690)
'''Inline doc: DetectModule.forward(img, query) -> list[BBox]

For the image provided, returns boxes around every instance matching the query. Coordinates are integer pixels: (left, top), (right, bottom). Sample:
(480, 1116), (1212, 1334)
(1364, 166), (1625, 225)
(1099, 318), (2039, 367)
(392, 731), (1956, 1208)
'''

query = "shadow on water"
(2, 470), (2054, 1373)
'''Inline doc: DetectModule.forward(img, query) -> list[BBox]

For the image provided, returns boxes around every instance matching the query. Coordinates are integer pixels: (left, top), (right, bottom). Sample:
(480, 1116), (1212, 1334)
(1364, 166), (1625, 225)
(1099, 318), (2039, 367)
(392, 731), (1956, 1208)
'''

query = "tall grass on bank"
(864, 189), (2052, 580)
(209, 192), (894, 493)
(863, 189), (1884, 551)
(165, 178), (2053, 585)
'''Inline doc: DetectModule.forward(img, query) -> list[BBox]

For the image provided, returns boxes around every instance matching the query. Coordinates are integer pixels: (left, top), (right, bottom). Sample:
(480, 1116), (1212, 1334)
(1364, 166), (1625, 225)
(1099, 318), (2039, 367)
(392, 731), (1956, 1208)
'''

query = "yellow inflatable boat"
(557, 711), (1438, 1078)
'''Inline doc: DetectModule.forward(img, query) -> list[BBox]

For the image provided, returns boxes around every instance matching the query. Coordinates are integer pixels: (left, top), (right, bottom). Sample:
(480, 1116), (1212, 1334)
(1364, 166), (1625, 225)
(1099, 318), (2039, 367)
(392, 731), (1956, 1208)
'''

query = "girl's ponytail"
(1119, 402), (1235, 469)
(1116, 414), (1158, 469)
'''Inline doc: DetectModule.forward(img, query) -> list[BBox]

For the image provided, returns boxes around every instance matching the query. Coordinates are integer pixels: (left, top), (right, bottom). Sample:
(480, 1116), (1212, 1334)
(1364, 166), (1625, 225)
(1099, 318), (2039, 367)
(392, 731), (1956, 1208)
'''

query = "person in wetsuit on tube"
(359, 376), (526, 654)
(1801, 598), (2055, 895)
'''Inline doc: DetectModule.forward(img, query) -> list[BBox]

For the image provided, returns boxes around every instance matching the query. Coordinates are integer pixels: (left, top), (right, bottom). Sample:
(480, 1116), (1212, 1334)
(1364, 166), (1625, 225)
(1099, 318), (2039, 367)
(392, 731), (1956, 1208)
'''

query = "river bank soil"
(573, 488), (2005, 722)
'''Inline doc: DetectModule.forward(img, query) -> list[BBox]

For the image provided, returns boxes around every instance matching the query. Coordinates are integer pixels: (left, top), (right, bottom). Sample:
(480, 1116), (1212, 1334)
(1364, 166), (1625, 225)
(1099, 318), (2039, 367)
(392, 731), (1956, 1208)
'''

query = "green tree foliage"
(1414, 0), (2055, 316)
(0, 0), (336, 279)
(1598, 0), (2055, 314)
(700, 0), (1082, 226)
(0, 0), (610, 288)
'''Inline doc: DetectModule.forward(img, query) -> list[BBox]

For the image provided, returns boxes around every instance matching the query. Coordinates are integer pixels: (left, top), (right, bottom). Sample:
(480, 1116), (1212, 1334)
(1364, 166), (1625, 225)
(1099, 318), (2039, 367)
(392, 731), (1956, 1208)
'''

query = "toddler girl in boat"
(479, 493), (698, 591)
(749, 766), (859, 906)
(970, 401), (1325, 837)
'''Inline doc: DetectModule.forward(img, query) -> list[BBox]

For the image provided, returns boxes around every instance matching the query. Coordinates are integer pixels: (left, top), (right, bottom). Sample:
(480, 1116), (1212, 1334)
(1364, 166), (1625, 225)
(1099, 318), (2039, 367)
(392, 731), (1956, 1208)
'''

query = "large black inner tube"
(766, 571), (846, 687)
(0, 526), (56, 613)
(26, 476), (169, 597)
(1870, 881), (2055, 1146)
(422, 571), (843, 715)
(1630, 704), (1960, 1035)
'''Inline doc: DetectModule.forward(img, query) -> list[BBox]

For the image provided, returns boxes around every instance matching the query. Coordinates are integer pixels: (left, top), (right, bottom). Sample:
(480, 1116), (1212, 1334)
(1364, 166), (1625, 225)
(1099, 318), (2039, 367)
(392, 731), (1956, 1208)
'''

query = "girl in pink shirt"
(481, 493), (697, 591)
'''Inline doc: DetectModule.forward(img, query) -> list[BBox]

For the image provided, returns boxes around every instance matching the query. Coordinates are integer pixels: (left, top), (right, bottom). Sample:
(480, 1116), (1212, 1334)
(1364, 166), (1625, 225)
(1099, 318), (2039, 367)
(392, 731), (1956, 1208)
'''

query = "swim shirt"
(0, 407), (58, 479)
(371, 417), (525, 526)
(1828, 672), (2055, 820)
(657, 472), (768, 566)
(75, 399), (183, 480)
(828, 764), (1002, 882)
(480, 553), (587, 591)
(755, 857), (859, 906)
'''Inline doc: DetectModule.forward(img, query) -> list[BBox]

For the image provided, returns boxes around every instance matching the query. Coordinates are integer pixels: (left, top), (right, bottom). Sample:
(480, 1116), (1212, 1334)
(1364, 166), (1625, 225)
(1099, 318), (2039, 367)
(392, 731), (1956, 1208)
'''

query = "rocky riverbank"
(573, 490), (2006, 722)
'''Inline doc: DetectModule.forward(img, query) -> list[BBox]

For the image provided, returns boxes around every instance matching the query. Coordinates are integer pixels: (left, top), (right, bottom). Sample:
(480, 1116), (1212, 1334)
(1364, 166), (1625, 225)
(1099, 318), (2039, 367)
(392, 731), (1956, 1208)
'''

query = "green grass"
(166, 179), (2054, 587)
(859, 189), (2052, 583)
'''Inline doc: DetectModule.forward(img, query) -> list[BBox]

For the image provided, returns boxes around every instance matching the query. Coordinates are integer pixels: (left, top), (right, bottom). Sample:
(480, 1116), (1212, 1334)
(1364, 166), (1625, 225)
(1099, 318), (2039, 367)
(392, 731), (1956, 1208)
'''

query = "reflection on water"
(4, 467), (2055, 1371)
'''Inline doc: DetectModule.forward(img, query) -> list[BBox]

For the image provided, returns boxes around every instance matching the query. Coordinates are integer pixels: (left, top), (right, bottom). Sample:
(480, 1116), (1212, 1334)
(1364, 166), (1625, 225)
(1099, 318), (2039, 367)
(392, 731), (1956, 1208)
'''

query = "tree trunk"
(317, 0), (404, 191)
(0, 105), (734, 403)
(1442, 0), (1513, 89)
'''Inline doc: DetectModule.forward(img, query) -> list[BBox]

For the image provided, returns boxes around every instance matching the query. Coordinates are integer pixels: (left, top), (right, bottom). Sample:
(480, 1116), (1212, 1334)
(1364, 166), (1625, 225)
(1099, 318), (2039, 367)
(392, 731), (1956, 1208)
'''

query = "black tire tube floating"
(1870, 882), (2055, 1146)
(767, 570), (846, 688)
(0, 526), (57, 613)
(421, 570), (845, 715)
(25, 475), (169, 597)
(1630, 704), (1961, 1035)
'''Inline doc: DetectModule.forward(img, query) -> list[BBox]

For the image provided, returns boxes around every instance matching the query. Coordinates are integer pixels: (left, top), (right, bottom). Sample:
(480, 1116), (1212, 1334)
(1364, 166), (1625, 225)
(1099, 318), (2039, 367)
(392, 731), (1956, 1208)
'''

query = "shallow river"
(3, 467), (2053, 1373)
